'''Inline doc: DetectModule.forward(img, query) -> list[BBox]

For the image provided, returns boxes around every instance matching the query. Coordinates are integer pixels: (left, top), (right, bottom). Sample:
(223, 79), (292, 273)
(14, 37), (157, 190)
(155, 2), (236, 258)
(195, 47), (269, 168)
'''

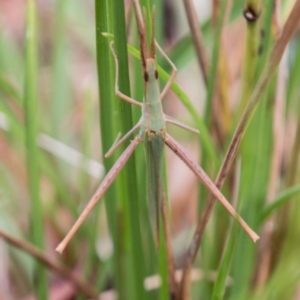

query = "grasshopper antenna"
(133, 0), (147, 74)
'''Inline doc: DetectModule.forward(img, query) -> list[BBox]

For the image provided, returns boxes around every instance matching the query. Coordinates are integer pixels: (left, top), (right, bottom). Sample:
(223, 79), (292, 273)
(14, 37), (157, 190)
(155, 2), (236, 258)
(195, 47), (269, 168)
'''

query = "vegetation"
(0, 0), (300, 299)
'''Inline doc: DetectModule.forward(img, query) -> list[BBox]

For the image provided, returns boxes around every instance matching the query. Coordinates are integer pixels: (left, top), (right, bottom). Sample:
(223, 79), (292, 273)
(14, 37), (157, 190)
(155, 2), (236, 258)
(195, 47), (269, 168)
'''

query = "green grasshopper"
(56, 0), (258, 260)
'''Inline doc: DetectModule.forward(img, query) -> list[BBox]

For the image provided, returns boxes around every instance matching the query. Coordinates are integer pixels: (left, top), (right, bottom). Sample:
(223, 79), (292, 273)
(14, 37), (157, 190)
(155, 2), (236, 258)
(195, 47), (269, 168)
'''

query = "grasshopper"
(56, 0), (259, 292)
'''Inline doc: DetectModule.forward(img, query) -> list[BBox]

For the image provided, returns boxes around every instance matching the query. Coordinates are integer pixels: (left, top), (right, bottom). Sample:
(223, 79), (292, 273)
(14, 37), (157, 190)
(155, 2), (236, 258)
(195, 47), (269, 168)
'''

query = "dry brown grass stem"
(182, 0), (209, 85)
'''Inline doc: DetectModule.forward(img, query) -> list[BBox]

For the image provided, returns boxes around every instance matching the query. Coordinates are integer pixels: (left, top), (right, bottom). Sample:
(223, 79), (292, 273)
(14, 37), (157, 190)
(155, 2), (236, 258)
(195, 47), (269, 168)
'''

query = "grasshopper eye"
(154, 70), (158, 79)
(144, 71), (149, 82)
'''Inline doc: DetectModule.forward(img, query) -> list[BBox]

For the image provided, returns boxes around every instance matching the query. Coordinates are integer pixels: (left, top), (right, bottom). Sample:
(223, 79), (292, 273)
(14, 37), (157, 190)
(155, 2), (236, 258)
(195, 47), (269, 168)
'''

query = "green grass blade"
(111, 0), (148, 298)
(212, 223), (239, 300)
(95, 0), (127, 297)
(24, 0), (48, 298)
(260, 185), (300, 222)
(238, 1), (261, 114)
(229, 1), (273, 296)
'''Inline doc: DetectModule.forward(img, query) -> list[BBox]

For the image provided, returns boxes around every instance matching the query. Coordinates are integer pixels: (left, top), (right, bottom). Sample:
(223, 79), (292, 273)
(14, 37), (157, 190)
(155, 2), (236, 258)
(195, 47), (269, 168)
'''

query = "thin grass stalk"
(182, 0), (209, 85)
(203, 0), (227, 127)
(51, 0), (69, 138)
(24, 0), (47, 298)
(199, 0), (228, 214)
(0, 229), (98, 299)
(178, 1), (300, 297)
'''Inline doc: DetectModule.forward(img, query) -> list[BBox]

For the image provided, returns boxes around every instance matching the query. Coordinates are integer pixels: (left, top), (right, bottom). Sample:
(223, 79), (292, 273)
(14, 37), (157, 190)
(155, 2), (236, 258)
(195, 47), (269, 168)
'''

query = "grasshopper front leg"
(155, 41), (178, 100)
(56, 135), (142, 253)
(110, 41), (143, 108)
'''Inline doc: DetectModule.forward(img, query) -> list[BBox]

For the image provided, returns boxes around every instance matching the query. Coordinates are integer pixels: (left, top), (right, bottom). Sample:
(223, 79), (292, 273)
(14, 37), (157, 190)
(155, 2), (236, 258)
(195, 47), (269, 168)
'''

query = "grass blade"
(24, 0), (47, 298)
